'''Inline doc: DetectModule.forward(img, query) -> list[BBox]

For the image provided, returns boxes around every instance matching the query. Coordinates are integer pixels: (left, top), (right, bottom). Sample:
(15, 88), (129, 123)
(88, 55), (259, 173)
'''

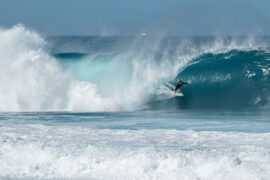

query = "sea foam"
(0, 25), (266, 111)
(1, 122), (270, 179)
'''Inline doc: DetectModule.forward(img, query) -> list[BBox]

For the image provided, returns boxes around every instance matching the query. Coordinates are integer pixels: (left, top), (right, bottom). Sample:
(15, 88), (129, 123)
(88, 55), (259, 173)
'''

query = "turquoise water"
(1, 111), (270, 179)
(1, 25), (270, 179)
(2, 111), (270, 132)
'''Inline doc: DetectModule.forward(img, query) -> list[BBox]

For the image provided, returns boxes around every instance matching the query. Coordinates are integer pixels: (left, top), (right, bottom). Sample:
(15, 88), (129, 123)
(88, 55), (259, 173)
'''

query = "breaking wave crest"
(0, 25), (269, 111)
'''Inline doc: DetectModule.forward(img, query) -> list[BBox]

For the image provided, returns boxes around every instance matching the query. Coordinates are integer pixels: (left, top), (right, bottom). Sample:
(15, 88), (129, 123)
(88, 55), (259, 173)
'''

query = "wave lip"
(0, 24), (270, 111)
(168, 49), (270, 109)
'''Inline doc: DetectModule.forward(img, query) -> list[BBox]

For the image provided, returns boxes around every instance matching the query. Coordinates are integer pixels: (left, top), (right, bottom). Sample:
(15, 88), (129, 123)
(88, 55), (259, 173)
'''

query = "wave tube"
(0, 25), (269, 111)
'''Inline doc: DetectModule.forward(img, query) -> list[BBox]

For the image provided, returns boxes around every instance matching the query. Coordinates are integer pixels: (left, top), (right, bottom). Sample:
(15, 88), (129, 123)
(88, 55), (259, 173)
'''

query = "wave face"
(0, 25), (270, 111)
(155, 49), (270, 109)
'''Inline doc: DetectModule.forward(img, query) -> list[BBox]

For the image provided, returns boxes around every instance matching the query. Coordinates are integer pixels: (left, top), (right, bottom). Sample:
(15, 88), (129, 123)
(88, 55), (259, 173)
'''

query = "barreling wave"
(150, 49), (270, 109)
(0, 24), (269, 111)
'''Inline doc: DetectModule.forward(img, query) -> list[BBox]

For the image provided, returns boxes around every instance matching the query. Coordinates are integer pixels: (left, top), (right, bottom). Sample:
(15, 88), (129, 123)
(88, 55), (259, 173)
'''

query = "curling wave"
(151, 49), (270, 109)
(0, 25), (269, 111)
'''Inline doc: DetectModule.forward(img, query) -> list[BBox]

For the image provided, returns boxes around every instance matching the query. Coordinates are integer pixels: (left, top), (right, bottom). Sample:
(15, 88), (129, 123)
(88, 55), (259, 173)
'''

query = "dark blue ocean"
(1, 25), (270, 179)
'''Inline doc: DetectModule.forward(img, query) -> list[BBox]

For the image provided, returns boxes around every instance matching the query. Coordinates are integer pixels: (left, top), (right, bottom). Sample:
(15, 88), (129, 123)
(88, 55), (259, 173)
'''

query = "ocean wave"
(0, 24), (269, 111)
(152, 49), (270, 109)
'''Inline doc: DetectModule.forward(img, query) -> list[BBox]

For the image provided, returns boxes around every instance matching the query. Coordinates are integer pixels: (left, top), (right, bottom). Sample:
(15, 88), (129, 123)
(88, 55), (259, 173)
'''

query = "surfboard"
(174, 91), (184, 96)
(164, 82), (184, 96)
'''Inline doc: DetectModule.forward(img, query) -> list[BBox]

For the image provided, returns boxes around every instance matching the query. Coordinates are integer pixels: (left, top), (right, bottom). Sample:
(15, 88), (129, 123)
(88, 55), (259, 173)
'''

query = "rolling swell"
(155, 49), (270, 109)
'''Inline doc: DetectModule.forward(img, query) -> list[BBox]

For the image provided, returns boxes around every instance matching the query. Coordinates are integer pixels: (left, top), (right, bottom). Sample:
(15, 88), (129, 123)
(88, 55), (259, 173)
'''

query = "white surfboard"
(164, 82), (184, 96)
(174, 91), (184, 96)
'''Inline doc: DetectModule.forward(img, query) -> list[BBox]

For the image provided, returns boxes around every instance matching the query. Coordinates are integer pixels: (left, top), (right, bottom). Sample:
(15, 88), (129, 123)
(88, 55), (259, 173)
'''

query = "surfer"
(174, 80), (190, 93)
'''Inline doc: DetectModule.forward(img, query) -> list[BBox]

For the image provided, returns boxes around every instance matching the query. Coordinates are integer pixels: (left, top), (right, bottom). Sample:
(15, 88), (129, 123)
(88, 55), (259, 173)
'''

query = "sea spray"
(0, 25), (269, 111)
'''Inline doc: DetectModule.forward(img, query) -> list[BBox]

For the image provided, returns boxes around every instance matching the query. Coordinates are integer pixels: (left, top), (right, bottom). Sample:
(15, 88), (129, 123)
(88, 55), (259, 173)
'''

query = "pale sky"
(1, 0), (270, 35)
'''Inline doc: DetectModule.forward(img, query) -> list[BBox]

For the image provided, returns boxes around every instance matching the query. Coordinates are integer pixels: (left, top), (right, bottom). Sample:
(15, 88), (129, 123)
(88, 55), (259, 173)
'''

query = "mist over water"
(1, 25), (270, 180)
(1, 0), (270, 179)
(0, 25), (269, 111)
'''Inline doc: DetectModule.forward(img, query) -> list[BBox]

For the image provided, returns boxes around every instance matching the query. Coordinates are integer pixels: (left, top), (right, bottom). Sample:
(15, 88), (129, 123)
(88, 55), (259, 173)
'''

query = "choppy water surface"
(1, 111), (270, 179)
(1, 25), (270, 179)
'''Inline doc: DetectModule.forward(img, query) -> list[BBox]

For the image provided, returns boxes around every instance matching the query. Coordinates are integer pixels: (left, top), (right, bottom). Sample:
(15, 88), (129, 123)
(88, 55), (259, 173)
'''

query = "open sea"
(0, 25), (270, 179)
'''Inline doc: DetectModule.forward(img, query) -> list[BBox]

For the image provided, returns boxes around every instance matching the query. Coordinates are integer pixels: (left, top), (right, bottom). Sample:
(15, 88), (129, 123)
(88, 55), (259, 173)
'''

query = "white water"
(1, 121), (270, 180)
(0, 25), (264, 112)
(0, 25), (69, 111)
(1, 24), (270, 180)
(0, 25), (123, 112)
